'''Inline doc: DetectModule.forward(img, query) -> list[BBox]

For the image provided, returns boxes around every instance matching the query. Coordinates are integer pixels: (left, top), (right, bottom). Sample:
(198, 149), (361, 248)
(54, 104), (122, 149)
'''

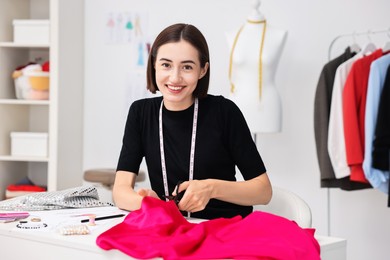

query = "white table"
(317, 235), (347, 260)
(0, 207), (346, 260)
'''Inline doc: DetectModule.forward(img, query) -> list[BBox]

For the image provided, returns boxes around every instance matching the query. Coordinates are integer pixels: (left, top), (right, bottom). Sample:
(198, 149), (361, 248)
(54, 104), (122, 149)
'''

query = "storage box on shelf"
(13, 20), (50, 45)
(10, 132), (48, 158)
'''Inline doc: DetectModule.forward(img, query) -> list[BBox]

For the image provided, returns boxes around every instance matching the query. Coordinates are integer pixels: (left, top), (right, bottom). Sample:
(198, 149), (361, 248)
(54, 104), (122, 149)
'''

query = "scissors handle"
(162, 180), (186, 205)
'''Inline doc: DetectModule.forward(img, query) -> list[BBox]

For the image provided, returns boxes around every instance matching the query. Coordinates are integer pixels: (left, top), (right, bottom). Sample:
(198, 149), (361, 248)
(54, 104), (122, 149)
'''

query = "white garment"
(328, 52), (363, 178)
(227, 21), (287, 133)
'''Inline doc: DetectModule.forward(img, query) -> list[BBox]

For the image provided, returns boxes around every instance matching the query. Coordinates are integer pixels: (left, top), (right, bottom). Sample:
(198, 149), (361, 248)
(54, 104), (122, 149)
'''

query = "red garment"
(343, 49), (383, 183)
(97, 197), (320, 260)
(6, 184), (46, 192)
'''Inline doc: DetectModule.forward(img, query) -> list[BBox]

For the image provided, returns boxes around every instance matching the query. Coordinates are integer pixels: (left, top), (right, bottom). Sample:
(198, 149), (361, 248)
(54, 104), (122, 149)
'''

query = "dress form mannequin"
(228, 0), (287, 133)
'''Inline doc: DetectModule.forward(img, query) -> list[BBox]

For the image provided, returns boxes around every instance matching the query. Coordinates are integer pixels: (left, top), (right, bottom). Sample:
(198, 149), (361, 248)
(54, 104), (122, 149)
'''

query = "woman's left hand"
(173, 180), (213, 213)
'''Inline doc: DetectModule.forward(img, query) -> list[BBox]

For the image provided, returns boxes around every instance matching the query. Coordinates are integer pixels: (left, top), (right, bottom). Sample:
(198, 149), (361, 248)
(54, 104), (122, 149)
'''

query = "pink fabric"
(97, 197), (320, 260)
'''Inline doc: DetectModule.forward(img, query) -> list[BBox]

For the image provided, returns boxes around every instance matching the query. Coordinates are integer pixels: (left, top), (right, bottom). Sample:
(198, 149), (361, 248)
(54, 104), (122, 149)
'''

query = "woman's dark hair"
(146, 23), (210, 99)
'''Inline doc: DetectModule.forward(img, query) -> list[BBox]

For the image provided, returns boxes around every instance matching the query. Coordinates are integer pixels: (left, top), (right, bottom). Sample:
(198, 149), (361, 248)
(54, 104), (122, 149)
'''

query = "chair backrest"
(253, 186), (312, 228)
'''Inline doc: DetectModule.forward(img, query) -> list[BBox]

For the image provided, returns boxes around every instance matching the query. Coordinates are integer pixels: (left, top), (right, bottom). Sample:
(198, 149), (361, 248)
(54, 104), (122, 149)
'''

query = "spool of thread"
(88, 214), (96, 226)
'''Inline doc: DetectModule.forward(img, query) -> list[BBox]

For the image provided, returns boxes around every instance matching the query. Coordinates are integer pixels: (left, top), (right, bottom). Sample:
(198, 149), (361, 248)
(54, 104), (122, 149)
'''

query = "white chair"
(254, 186), (312, 228)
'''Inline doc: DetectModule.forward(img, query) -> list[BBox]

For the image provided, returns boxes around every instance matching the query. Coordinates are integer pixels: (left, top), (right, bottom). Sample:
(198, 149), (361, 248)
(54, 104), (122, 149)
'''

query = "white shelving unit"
(0, 0), (84, 199)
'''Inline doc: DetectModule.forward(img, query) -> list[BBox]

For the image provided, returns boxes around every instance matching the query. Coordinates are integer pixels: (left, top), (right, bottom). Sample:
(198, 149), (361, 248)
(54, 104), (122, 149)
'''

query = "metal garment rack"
(328, 28), (390, 60)
(325, 27), (389, 236)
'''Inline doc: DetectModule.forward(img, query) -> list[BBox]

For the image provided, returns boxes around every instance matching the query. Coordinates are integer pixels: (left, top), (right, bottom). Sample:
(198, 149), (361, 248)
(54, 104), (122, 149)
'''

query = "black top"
(117, 95), (266, 219)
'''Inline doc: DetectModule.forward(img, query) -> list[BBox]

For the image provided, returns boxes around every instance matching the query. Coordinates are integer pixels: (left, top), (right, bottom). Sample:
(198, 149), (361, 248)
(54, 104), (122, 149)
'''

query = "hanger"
(329, 28), (388, 61)
(382, 28), (390, 53)
(349, 31), (361, 53)
(359, 30), (377, 55)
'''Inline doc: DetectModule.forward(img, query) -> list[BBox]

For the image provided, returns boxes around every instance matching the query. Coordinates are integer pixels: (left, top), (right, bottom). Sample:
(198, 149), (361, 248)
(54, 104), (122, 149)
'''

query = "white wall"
(84, 1), (390, 259)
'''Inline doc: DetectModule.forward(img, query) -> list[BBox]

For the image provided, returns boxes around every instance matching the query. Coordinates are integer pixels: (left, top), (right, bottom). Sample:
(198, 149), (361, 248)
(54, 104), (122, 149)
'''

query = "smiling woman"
(153, 40), (208, 111)
(113, 23), (272, 220)
(146, 23), (210, 109)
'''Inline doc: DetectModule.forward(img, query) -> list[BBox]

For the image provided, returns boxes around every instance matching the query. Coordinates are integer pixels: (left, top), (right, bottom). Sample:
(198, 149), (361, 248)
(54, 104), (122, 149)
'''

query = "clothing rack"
(328, 28), (390, 60)
(325, 27), (390, 236)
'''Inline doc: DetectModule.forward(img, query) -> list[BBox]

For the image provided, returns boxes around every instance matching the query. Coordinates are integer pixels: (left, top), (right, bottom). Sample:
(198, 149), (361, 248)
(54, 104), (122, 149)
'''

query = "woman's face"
(155, 40), (208, 111)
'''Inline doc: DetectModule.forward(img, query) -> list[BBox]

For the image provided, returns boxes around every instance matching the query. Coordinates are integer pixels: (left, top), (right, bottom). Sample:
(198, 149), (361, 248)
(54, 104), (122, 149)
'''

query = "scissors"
(163, 181), (185, 205)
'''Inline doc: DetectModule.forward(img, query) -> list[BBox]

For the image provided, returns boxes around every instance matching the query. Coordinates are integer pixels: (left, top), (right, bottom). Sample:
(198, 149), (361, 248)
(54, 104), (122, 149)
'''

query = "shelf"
(0, 42), (50, 49)
(0, 0), (84, 194)
(0, 99), (50, 105)
(0, 155), (49, 162)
